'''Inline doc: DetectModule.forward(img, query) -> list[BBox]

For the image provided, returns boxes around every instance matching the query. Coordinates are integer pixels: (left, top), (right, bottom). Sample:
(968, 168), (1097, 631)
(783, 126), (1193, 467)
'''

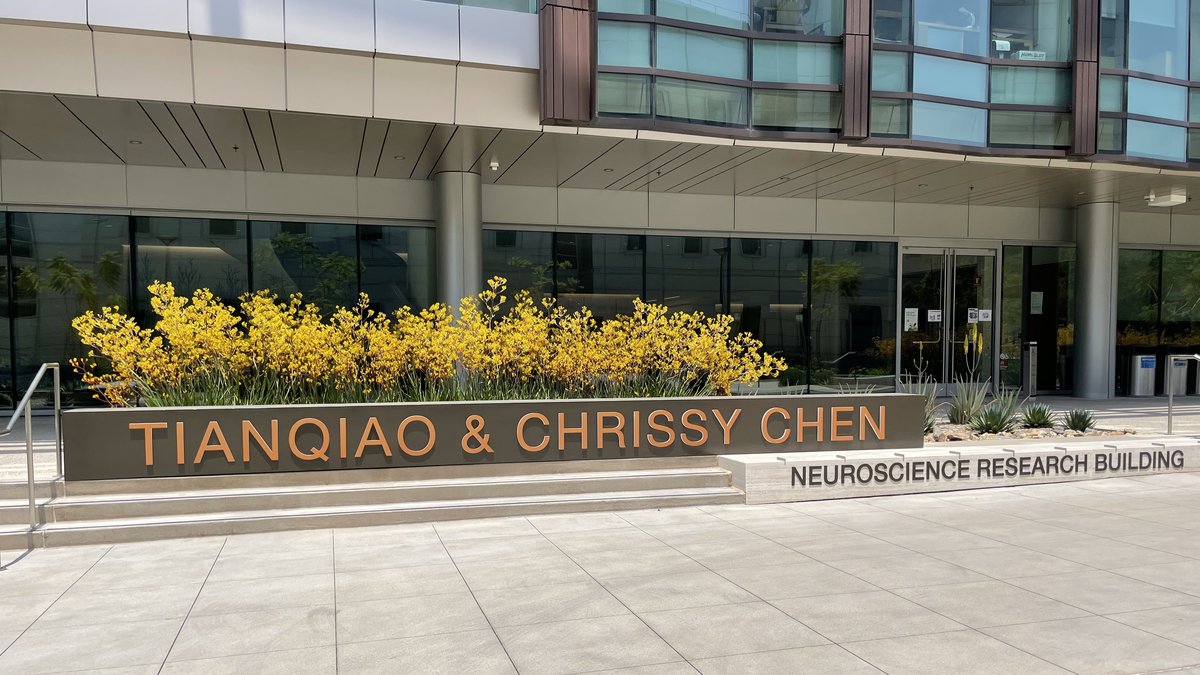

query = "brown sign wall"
(63, 394), (924, 481)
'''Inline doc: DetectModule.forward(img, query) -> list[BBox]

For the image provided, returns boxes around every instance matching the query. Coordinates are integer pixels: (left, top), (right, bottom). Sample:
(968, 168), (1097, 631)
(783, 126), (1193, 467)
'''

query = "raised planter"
(62, 393), (924, 481)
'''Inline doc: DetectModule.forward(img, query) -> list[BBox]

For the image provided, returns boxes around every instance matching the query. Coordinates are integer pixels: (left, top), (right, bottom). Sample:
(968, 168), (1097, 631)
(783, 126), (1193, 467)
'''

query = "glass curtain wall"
(1116, 248), (1200, 394)
(998, 245), (1075, 392)
(485, 229), (898, 392)
(0, 212), (434, 407)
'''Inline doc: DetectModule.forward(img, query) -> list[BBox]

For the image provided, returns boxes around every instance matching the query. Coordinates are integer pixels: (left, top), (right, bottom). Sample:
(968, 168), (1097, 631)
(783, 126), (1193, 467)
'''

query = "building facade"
(0, 0), (1199, 404)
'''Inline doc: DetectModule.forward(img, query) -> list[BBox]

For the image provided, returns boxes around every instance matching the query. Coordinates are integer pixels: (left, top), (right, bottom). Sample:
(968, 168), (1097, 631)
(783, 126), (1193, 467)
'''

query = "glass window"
(1097, 117), (1124, 153)
(1100, 0), (1125, 69)
(911, 100), (987, 146)
(871, 98), (909, 136)
(1190, 129), (1200, 161)
(1193, 2), (1200, 79)
(1099, 75), (1125, 112)
(11, 213), (129, 392)
(1126, 120), (1187, 162)
(483, 229), (555, 299)
(874, 0), (910, 44)
(657, 27), (748, 80)
(597, 73), (651, 116)
(989, 110), (1070, 147)
(990, 66), (1070, 106)
(872, 51), (909, 91)
(750, 0), (843, 35)
(913, 0), (988, 56)
(359, 225), (435, 313)
(809, 241), (897, 392)
(460, 0), (535, 12)
(1117, 248), (1161, 346)
(597, 21), (651, 67)
(752, 91), (841, 131)
(729, 238), (809, 387)
(250, 221), (358, 310)
(989, 0), (1071, 61)
(1127, 78), (1188, 122)
(598, 0), (649, 13)
(645, 236), (728, 314)
(133, 217), (248, 318)
(656, 77), (749, 126)
(1162, 250), (1200, 346)
(555, 233), (644, 320)
(1191, 90), (1200, 122)
(912, 54), (987, 102)
(1128, 0), (1188, 78)
(656, 0), (748, 30)
(752, 41), (842, 84)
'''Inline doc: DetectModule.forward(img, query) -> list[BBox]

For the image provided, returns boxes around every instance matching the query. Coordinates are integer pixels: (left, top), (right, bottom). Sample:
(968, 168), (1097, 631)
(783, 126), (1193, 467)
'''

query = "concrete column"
(1074, 202), (1119, 399)
(434, 171), (483, 307)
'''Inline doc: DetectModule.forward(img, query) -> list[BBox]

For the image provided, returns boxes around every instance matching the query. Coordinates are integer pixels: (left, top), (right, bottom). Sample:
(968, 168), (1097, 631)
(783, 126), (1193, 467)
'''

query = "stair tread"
(59, 467), (731, 505)
(38, 486), (743, 532)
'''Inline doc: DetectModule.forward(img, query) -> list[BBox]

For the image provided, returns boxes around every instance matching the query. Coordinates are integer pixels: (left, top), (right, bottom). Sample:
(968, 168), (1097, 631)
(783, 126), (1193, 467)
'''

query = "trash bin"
(1130, 354), (1156, 396)
(1170, 357), (1189, 396)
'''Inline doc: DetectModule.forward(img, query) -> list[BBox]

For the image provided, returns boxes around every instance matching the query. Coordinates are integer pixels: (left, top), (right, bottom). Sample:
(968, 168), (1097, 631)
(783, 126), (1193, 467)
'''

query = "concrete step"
(6, 485), (745, 548)
(48, 467), (733, 520)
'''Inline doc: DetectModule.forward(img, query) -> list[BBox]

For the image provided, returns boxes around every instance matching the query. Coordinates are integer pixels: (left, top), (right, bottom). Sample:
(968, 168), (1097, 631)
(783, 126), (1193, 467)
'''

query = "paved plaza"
(0, 472), (1199, 674)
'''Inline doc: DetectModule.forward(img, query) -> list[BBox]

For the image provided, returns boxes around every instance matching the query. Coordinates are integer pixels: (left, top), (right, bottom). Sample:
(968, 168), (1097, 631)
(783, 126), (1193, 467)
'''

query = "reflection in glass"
(1128, 0), (1188, 78)
(1127, 78), (1187, 122)
(359, 225), (435, 313)
(913, 0), (988, 56)
(900, 253), (945, 383)
(598, 21), (652, 67)
(656, 0), (748, 30)
(911, 100), (987, 147)
(1097, 117), (1124, 153)
(753, 41), (841, 84)
(657, 27), (748, 80)
(999, 247), (1024, 389)
(750, 0), (843, 35)
(1116, 248), (1161, 395)
(646, 236), (727, 315)
(482, 229), (555, 299)
(11, 213), (128, 392)
(1161, 250), (1200, 347)
(250, 221), (358, 310)
(1126, 120), (1187, 162)
(1099, 75), (1125, 112)
(597, 74), (652, 116)
(1100, 0), (1125, 69)
(870, 98), (909, 136)
(989, 111), (1070, 148)
(134, 217), (247, 319)
(809, 241), (896, 392)
(598, 0), (649, 13)
(988, 0), (1071, 61)
(1000, 246), (1076, 392)
(990, 66), (1070, 106)
(730, 239), (809, 389)
(872, 51), (910, 92)
(656, 78), (749, 127)
(1190, 129), (1200, 161)
(1192, 90), (1200, 122)
(912, 54), (987, 102)
(752, 91), (841, 131)
(555, 233), (644, 320)
(874, 0), (911, 44)
(950, 254), (994, 385)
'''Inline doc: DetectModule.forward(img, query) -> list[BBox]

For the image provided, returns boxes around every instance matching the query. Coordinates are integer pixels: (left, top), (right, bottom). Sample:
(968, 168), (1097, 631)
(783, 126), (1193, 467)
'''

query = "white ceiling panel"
(166, 103), (223, 169)
(0, 93), (120, 164)
(268, 110), (364, 175)
(374, 121), (435, 179)
(559, 138), (679, 189)
(0, 131), (37, 160)
(194, 106), (265, 171)
(140, 101), (205, 168)
(409, 124), (458, 179)
(473, 129), (540, 184)
(433, 126), (500, 175)
(356, 118), (389, 177)
(245, 109), (282, 172)
(59, 96), (184, 168)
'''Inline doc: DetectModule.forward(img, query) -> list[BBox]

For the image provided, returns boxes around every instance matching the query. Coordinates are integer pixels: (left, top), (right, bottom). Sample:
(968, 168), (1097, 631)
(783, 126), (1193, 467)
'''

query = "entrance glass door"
(900, 248), (996, 390)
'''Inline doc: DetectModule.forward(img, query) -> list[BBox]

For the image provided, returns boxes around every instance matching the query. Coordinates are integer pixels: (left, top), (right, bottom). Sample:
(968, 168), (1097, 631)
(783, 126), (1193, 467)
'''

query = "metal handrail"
(0, 363), (63, 535)
(1167, 355), (1200, 435)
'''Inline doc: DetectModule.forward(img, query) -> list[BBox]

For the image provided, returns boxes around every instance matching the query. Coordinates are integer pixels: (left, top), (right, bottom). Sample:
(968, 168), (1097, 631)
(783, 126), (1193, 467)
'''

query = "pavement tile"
(874, 528), (1004, 553)
(35, 582), (201, 628)
(0, 617), (182, 674)
(834, 552), (989, 589)
(474, 580), (629, 627)
(570, 545), (707, 581)
(545, 528), (663, 554)
(638, 601), (827, 659)
(1008, 569), (1200, 614)
(206, 547), (334, 582)
(101, 537), (225, 563)
(894, 580), (1091, 628)
(496, 614), (680, 675)
(167, 605), (335, 662)
(443, 534), (561, 562)
(581, 664), (699, 675)
(617, 508), (722, 527)
(1112, 559), (1200, 596)
(456, 552), (593, 591)
(1108, 604), (1200, 649)
(691, 645), (880, 675)
(333, 541), (452, 571)
(218, 529), (332, 557)
(844, 630), (1070, 675)
(772, 590), (966, 642)
(0, 592), (58, 632)
(602, 570), (758, 612)
(780, 533), (911, 562)
(434, 516), (539, 540)
(716, 562), (878, 600)
(926, 545), (1091, 579)
(333, 523), (441, 548)
(338, 629), (516, 675)
(336, 591), (489, 643)
(1027, 537), (1190, 569)
(190, 573), (333, 615)
(984, 616), (1200, 675)
(335, 563), (467, 602)
(1118, 530), (1200, 559)
(71, 556), (217, 591)
(672, 537), (811, 570)
(0, 567), (88, 598)
(526, 511), (636, 533)
(160, 646), (337, 674)
(1036, 513), (1176, 538)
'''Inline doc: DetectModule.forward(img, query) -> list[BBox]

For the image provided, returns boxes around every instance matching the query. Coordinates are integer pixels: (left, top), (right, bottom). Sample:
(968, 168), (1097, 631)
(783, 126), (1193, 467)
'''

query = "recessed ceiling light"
(128, 140), (142, 145)
(603, 168), (614, 173)
(917, 183), (927, 188)
(1077, 191), (1086, 195)
(393, 155), (405, 161)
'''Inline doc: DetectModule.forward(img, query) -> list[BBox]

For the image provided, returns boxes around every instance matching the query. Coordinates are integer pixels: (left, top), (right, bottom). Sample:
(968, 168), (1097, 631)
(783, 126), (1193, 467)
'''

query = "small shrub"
(1020, 402), (1056, 428)
(1063, 409), (1097, 432)
(970, 388), (1024, 434)
(903, 373), (941, 434)
(948, 378), (989, 424)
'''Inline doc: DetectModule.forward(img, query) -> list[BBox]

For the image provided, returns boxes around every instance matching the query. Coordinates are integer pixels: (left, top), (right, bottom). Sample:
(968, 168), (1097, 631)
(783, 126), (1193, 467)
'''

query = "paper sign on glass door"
(928, 310), (942, 322)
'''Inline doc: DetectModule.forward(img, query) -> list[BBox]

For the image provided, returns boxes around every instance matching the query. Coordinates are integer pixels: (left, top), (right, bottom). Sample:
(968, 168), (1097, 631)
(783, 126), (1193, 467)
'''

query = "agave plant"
(1020, 402), (1056, 428)
(947, 377), (989, 424)
(1063, 409), (1097, 432)
(969, 388), (1024, 434)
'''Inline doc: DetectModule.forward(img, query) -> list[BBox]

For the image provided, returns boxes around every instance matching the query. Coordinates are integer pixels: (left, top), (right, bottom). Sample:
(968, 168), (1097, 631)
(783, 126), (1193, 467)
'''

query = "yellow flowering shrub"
(72, 277), (785, 406)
